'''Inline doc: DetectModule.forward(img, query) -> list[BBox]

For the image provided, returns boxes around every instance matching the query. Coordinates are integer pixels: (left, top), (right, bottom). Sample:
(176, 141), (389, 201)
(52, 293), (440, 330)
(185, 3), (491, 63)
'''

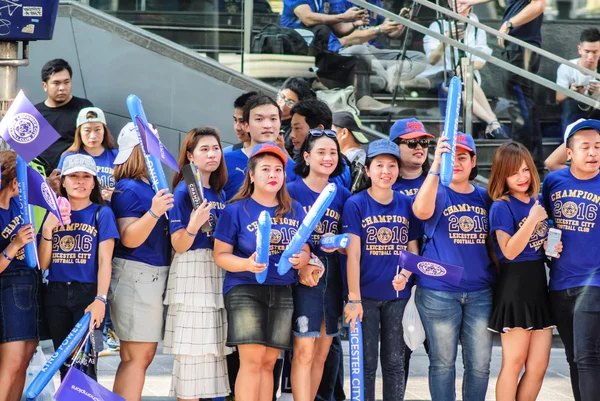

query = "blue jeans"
(415, 287), (493, 401)
(550, 286), (600, 401)
(362, 297), (408, 401)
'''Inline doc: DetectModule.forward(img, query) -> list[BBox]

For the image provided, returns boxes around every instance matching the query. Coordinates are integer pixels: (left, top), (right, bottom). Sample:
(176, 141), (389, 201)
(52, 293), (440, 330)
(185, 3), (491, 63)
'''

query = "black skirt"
(488, 259), (554, 333)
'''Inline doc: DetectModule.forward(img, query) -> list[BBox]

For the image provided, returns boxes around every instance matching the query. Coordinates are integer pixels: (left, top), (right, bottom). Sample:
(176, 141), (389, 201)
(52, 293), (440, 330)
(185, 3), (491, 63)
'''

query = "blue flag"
(135, 116), (179, 172)
(0, 91), (60, 163)
(26, 166), (63, 225)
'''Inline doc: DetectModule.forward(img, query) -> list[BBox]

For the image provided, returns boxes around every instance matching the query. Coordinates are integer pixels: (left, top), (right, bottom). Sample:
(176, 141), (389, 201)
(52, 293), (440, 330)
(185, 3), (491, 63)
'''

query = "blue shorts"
(0, 268), (43, 343)
(293, 255), (344, 338)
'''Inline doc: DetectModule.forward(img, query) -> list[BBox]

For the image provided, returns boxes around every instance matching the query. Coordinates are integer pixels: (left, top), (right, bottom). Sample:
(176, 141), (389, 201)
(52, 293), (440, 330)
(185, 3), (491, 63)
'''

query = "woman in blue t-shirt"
(58, 107), (118, 201)
(39, 154), (119, 379)
(487, 142), (561, 401)
(343, 139), (419, 401)
(0, 151), (40, 399)
(412, 133), (496, 401)
(164, 128), (231, 399)
(108, 124), (174, 401)
(287, 129), (351, 401)
(213, 142), (311, 401)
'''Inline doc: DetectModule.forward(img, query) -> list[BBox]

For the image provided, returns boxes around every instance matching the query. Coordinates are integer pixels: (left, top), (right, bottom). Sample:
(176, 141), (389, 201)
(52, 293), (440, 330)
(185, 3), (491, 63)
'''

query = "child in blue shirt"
(343, 139), (419, 401)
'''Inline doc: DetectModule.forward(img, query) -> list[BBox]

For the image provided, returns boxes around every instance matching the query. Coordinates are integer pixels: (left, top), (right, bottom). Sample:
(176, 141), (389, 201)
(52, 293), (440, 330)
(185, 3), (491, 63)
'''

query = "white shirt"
(420, 14), (492, 84)
(556, 58), (596, 89)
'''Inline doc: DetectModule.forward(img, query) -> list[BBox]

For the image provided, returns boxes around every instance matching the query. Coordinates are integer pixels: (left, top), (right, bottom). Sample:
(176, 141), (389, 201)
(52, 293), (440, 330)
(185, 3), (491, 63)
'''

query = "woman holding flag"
(108, 123), (174, 401)
(287, 129), (351, 401)
(213, 142), (311, 401)
(164, 127), (231, 400)
(342, 139), (420, 401)
(412, 134), (496, 401)
(0, 151), (41, 401)
(39, 154), (119, 380)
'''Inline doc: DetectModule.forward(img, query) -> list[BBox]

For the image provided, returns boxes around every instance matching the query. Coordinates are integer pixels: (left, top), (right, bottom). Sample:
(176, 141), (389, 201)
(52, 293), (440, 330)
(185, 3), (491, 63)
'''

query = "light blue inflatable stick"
(278, 183), (337, 276)
(320, 234), (350, 250)
(16, 155), (36, 268)
(255, 210), (271, 284)
(26, 313), (91, 400)
(440, 76), (462, 187)
(349, 319), (364, 401)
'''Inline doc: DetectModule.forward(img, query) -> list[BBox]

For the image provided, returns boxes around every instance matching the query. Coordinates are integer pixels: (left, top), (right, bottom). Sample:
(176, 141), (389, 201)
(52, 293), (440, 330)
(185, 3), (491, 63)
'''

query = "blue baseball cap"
(564, 118), (600, 145)
(250, 142), (288, 165)
(367, 139), (400, 161)
(456, 133), (476, 155)
(389, 118), (434, 142)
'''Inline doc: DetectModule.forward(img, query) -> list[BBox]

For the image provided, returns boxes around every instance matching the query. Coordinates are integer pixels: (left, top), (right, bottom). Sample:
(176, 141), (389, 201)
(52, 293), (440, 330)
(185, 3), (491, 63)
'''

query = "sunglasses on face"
(277, 92), (296, 108)
(399, 138), (431, 149)
(309, 129), (337, 138)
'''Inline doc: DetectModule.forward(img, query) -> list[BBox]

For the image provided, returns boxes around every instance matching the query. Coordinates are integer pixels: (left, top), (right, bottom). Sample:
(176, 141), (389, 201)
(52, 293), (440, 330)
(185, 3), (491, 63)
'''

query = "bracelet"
(148, 209), (160, 219)
(347, 299), (362, 304)
(374, 25), (381, 34)
(2, 250), (13, 261)
(185, 228), (197, 237)
(428, 170), (440, 176)
(42, 235), (52, 241)
(94, 295), (107, 305)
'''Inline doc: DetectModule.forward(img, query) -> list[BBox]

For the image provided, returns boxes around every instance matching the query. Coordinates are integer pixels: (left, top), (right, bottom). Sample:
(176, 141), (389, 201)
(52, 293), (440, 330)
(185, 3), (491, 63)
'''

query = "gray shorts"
(108, 257), (169, 342)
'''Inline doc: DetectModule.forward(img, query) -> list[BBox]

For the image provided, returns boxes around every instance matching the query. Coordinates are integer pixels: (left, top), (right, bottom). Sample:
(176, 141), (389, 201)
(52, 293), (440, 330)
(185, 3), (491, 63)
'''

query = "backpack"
(349, 154), (369, 194)
(251, 24), (309, 55)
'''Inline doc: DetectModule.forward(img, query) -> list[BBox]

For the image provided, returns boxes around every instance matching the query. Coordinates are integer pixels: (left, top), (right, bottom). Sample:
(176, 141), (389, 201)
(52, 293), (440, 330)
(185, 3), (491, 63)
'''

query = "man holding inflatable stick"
(543, 119), (600, 401)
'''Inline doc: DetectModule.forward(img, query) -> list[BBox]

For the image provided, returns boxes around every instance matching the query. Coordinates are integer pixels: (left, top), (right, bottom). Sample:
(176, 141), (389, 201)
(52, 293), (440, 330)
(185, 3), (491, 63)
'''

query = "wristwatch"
(374, 25), (381, 34)
(506, 20), (513, 30)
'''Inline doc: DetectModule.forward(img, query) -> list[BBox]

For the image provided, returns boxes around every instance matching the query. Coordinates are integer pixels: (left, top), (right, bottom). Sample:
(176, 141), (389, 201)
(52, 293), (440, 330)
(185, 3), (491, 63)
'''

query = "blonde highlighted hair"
(113, 146), (149, 182)
(488, 142), (540, 201)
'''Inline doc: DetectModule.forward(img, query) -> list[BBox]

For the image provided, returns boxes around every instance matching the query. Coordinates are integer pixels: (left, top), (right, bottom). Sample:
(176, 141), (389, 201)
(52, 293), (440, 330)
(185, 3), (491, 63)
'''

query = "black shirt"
(35, 96), (93, 174)
(503, 0), (543, 47)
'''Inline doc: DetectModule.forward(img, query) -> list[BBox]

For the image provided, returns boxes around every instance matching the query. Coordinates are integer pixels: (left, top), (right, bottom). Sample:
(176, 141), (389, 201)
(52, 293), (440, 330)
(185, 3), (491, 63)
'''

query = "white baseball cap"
(61, 154), (97, 176)
(114, 122), (141, 165)
(76, 107), (107, 128)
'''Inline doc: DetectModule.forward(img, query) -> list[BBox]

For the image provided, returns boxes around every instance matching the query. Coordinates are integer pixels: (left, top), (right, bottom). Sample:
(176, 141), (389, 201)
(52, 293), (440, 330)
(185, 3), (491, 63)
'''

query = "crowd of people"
(0, 53), (598, 401)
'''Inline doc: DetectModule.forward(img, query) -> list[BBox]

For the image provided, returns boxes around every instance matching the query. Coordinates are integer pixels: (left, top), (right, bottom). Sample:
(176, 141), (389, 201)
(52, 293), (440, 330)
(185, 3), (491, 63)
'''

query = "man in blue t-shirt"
(542, 119), (600, 400)
(223, 91), (257, 154)
(280, 0), (368, 56)
(328, 2), (427, 93)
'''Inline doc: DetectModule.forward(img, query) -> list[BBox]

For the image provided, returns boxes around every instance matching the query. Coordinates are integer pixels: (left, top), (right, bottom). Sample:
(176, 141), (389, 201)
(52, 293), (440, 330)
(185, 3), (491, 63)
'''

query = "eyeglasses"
(277, 92), (296, 108)
(309, 129), (337, 138)
(399, 138), (431, 149)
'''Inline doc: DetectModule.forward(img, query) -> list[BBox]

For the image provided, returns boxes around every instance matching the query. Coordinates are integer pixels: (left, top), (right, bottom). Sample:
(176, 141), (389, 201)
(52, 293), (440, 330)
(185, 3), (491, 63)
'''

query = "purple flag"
(55, 367), (125, 401)
(135, 116), (179, 172)
(26, 166), (63, 225)
(0, 91), (60, 163)
(397, 250), (464, 287)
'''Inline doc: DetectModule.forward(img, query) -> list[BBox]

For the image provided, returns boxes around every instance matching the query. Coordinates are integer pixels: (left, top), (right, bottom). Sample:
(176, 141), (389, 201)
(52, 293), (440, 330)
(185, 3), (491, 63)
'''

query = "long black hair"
(294, 133), (345, 179)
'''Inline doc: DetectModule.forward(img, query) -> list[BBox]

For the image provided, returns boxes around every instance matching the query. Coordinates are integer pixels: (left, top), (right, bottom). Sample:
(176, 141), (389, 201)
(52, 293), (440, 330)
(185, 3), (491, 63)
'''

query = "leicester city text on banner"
(26, 166), (63, 224)
(0, 90), (60, 163)
(135, 116), (179, 172)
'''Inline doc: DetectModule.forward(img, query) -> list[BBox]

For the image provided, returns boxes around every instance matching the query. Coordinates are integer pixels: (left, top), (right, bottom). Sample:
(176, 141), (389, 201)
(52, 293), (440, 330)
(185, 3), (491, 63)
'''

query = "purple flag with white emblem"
(26, 166), (63, 225)
(0, 91), (60, 163)
(397, 250), (464, 287)
(135, 117), (179, 172)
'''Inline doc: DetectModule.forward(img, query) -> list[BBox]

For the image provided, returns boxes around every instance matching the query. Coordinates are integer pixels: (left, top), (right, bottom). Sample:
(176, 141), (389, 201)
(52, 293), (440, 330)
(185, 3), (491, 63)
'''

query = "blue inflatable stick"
(277, 183), (337, 276)
(349, 319), (364, 401)
(320, 234), (350, 250)
(255, 210), (271, 284)
(440, 76), (462, 187)
(126, 95), (170, 194)
(16, 155), (36, 268)
(26, 313), (91, 400)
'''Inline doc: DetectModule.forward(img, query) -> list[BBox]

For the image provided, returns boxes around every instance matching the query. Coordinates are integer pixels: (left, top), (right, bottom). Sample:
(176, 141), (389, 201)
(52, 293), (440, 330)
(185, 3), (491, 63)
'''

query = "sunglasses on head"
(399, 138), (431, 149)
(309, 129), (337, 138)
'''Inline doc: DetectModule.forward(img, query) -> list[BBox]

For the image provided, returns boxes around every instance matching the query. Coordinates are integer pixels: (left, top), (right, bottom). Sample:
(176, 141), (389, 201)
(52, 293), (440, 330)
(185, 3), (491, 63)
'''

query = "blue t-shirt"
(58, 148), (119, 190)
(111, 179), (171, 267)
(342, 190), (419, 300)
(503, 0), (543, 47)
(489, 196), (548, 263)
(214, 197), (308, 293)
(46, 204), (119, 283)
(416, 185), (495, 292)
(0, 197), (29, 272)
(288, 180), (351, 258)
(393, 175), (426, 198)
(223, 149), (298, 200)
(542, 168), (600, 291)
(169, 182), (226, 251)
(328, 0), (386, 52)
(281, 0), (331, 28)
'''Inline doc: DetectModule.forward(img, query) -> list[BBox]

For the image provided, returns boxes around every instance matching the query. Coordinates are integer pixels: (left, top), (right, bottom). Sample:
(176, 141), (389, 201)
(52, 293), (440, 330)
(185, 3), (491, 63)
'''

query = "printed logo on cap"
(406, 121), (423, 132)
(417, 261), (447, 277)
(457, 134), (466, 143)
(9, 113), (39, 144)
